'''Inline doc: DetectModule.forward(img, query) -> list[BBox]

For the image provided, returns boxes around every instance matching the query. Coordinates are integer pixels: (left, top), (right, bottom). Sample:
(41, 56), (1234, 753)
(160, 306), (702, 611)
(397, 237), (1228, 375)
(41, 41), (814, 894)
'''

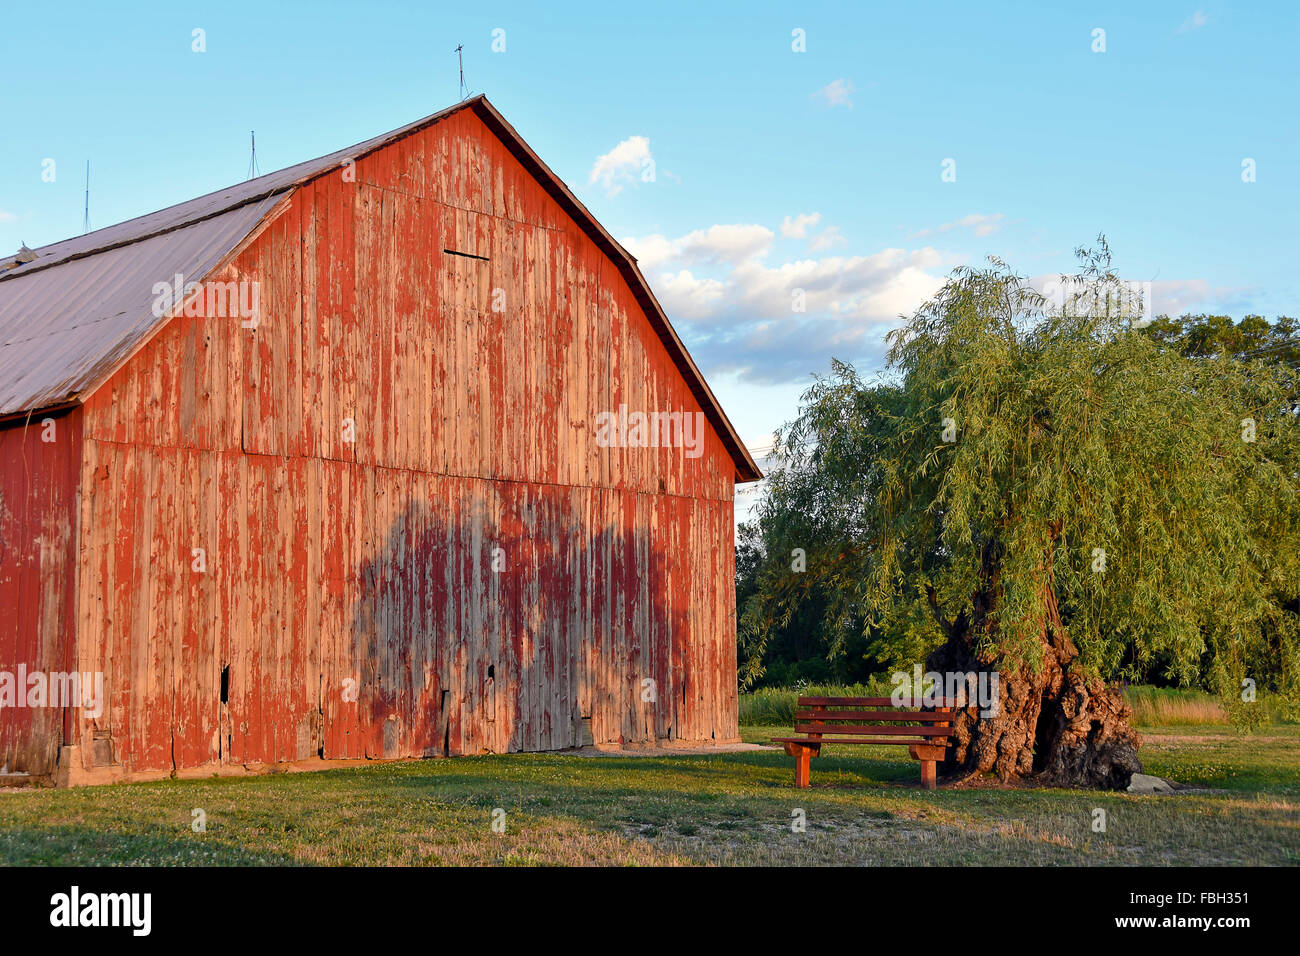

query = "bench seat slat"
(772, 737), (920, 747)
(794, 723), (955, 737)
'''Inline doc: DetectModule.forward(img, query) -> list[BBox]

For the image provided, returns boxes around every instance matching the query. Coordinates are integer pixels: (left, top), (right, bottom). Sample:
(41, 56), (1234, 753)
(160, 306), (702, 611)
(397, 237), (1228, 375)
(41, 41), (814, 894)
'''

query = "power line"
(1235, 341), (1299, 360)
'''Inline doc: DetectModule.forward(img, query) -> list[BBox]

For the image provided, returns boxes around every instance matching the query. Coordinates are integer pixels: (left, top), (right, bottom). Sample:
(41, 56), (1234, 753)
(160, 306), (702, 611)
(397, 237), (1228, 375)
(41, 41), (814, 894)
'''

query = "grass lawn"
(1, 723), (1297, 866)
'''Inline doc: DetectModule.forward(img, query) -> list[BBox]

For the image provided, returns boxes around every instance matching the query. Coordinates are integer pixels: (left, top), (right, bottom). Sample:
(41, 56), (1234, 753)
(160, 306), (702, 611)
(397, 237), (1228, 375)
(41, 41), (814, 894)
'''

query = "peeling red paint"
(0, 412), (80, 777)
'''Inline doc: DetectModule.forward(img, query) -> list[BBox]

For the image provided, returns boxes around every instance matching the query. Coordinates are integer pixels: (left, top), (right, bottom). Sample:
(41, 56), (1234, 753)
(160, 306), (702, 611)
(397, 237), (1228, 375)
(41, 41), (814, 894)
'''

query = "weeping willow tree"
(740, 243), (1300, 788)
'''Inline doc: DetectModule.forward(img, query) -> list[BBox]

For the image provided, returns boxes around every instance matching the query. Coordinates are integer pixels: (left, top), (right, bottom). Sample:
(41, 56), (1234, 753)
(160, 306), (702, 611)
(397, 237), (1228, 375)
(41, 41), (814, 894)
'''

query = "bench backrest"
(795, 696), (956, 739)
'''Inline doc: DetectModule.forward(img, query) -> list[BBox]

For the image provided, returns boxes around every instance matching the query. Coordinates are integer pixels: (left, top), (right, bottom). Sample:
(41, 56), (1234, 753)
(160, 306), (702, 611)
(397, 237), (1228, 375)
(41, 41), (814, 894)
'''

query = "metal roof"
(0, 99), (482, 420)
(0, 196), (282, 416)
(0, 96), (761, 480)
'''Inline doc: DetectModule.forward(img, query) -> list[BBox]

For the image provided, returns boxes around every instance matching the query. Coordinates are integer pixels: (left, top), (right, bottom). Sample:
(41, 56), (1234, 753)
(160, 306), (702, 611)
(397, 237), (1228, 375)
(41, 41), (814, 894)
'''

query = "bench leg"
(909, 743), (945, 790)
(782, 741), (819, 788)
(919, 759), (936, 790)
(794, 747), (812, 788)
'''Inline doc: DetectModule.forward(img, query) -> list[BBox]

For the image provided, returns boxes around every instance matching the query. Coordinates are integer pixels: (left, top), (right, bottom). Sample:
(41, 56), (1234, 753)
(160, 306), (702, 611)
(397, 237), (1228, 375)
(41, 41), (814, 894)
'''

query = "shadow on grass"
(367, 746), (929, 800)
(4, 731), (1297, 865)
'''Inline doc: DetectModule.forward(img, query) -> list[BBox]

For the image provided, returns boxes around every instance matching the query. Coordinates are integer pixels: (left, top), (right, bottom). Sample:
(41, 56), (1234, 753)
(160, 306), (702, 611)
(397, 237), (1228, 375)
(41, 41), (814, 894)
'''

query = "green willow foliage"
(739, 247), (1300, 705)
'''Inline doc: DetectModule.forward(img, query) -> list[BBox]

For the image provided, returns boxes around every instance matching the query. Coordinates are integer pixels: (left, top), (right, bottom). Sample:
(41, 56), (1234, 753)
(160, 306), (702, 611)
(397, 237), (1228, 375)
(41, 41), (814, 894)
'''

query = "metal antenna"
(82, 161), (90, 234)
(247, 131), (260, 180)
(455, 43), (468, 99)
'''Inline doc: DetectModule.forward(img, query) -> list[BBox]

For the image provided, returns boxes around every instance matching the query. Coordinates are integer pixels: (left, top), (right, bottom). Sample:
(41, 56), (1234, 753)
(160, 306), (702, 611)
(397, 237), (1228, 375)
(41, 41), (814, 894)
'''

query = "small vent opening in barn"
(220, 665), (230, 704)
(441, 690), (451, 757)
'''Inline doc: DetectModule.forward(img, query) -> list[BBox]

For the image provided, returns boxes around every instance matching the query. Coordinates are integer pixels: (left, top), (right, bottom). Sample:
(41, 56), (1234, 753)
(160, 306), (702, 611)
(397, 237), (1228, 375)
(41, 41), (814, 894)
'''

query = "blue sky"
(3, 1), (1297, 485)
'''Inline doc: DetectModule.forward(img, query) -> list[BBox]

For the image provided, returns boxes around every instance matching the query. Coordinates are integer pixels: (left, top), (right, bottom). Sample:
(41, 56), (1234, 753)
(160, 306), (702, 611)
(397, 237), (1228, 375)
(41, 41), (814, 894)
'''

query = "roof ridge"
(0, 185), (295, 284)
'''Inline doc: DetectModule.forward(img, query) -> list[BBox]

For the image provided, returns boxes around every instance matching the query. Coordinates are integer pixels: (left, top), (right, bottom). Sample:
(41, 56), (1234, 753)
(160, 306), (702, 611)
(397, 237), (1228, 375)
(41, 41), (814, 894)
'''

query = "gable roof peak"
(0, 95), (760, 481)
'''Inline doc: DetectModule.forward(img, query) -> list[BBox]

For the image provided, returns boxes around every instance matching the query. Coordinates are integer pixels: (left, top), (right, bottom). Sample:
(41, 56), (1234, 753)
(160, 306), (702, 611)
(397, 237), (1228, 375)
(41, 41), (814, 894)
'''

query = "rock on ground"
(1127, 772), (1176, 794)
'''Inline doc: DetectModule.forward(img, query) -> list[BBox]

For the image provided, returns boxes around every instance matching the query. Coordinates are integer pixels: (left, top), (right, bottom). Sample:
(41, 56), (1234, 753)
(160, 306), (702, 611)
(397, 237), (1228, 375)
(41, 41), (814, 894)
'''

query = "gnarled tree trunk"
(927, 585), (1142, 790)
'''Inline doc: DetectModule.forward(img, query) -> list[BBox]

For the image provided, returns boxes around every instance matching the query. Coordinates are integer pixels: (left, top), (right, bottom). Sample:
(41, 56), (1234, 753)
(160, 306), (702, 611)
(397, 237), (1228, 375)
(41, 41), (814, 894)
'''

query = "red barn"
(0, 96), (760, 785)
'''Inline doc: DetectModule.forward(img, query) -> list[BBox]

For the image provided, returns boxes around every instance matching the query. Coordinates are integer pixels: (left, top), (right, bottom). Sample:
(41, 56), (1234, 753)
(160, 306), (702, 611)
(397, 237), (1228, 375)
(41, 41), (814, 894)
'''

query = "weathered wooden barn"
(0, 95), (760, 785)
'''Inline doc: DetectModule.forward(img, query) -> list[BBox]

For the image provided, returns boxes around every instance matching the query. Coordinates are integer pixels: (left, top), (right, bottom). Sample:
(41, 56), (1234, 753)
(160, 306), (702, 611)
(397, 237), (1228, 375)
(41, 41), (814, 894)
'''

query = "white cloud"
(1148, 278), (1254, 316)
(0, 210), (17, 223)
(808, 226), (846, 251)
(624, 224), (774, 270)
(625, 215), (973, 384)
(1178, 10), (1209, 32)
(589, 136), (654, 196)
(631, 224), (948, 322)
(635, 227), (952, 383)
(780, 212), (821, 238)
(1025, 274), (1249, 322)
(777, 213), (846, 252)
(653, 270), (729, 319)
(910, 213), (1006, 239)
(717, 249), (947, 325)
(815, 78), (855, 109)
(1147, 279), (1211, 316)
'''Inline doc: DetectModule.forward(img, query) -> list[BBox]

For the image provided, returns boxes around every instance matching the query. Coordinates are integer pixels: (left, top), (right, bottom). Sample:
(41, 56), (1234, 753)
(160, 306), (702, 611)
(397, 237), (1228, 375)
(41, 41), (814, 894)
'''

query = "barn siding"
(67, 109), (738, 778)
(0, 412), (80, 777)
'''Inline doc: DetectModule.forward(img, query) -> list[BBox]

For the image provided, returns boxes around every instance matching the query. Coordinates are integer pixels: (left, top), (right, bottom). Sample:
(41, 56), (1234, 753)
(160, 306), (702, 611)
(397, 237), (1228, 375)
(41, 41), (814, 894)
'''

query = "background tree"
(739, 245), (1300, 788)
(1141, 312), (1300, 719)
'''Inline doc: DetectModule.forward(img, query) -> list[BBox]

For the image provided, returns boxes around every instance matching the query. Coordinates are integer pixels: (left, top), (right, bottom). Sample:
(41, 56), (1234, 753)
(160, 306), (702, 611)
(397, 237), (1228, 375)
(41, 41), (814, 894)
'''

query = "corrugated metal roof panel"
(0, 194), (282, 415)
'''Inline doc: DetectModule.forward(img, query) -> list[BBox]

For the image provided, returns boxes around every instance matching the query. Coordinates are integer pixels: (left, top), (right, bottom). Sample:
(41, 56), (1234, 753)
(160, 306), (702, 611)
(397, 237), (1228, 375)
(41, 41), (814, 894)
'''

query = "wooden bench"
(772, 696), (956, 790)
